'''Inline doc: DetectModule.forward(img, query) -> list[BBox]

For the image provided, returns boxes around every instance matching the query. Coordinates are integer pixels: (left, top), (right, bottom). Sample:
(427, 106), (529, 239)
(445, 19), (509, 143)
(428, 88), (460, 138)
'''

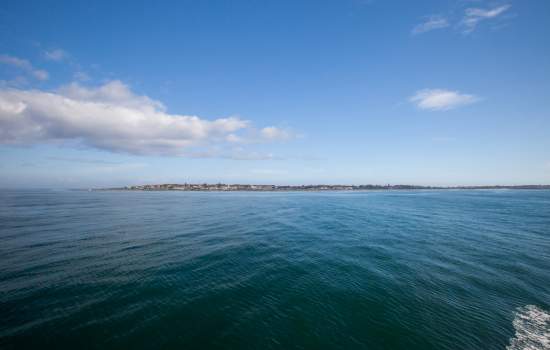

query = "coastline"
(94, 184), (550, 192)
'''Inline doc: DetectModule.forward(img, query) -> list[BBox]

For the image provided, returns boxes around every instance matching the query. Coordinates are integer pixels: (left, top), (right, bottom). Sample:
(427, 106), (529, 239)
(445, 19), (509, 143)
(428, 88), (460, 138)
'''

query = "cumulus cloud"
(0, 81), (292, 156)
(0, 54), (49, 81)
(412, 15), (450, 35)
(410, 89), (479, 111)
(44, 49), (68, 62)
(461, 4), (511, 33)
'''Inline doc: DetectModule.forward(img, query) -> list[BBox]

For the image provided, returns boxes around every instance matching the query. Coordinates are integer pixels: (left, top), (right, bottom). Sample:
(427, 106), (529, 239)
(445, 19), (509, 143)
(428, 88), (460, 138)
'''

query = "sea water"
(1, 190), (549, 349)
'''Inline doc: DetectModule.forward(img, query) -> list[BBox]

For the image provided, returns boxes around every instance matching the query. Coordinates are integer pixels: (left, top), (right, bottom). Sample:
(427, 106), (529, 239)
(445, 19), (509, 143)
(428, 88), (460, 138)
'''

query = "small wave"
(507, 305), (550, 350)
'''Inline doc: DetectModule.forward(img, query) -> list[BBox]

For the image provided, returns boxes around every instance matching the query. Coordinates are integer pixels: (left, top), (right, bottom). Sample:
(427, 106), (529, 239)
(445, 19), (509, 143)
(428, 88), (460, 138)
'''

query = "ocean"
(1, 189), (549, 349)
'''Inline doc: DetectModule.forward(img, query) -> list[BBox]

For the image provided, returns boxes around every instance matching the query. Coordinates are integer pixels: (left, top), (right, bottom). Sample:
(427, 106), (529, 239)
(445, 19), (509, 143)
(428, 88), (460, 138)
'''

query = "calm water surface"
(1, 190), (549, 349)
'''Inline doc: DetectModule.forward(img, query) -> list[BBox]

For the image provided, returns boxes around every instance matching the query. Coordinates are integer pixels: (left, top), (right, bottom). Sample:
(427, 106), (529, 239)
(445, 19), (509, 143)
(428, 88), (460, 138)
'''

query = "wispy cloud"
(43, 49), (68, 62)
(221, 150), (282, 161)
(250, 168), (289, 175)
(412, 15), (450, 35)
(0, 80), (294, 156)
(460, 4), (511, 33)
(47, 156), (123, 165)
(225, 126), (296, 145)
(180, 148), (284, 160)
(414, 3), (513, 36)
(410, 89), (480, 111)
(0, 54), (49, 81)
(0, 76), (28, 87)
(73, 71), (90, 81)
(260, 126), (294, 141)
(44, 48), (93, 82)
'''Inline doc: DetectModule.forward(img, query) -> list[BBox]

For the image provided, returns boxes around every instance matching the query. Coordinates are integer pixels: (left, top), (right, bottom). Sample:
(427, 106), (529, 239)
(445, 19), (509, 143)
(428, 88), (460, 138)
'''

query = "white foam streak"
(507, 305), (550, 350)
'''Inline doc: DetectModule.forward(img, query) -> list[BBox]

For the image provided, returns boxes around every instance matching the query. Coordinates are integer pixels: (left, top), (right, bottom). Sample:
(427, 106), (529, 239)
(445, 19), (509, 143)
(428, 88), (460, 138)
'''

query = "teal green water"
(1, 190), (549, 349)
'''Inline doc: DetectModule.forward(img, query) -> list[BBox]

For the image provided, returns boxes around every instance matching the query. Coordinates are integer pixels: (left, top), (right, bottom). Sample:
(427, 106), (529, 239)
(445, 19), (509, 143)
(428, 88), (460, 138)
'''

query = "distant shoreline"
(95, 184), (550, 192)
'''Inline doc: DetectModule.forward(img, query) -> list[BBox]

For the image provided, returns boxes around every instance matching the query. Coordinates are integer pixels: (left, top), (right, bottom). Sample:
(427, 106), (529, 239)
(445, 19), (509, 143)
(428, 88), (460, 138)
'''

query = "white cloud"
(226, 133), (243, 143)
(260, 126), (293, 141)
(223, 126), (295, 144)
(0, 54), (49, 81)
(461, 4), (511, 33)
(32, 69), (49, 80)
(44, 49), (68, 62)
(412, 15), (450, 35)
(0, 55), (33, 70)
(410, 89), (479, 111)
(0, 81), (292, 156)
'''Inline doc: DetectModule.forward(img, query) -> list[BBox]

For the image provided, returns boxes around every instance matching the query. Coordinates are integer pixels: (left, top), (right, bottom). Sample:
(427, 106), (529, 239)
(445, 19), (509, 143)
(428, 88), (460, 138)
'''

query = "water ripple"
(1, 190), (549, 349)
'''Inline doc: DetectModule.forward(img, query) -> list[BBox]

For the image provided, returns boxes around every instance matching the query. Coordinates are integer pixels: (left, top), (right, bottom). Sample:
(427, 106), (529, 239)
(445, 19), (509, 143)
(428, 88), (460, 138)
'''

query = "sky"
(0, 0), (549, 188)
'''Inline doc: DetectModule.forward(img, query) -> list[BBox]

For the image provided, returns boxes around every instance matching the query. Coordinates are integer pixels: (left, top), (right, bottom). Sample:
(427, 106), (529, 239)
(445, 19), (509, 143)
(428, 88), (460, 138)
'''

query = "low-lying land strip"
(97, 184), (550, 191)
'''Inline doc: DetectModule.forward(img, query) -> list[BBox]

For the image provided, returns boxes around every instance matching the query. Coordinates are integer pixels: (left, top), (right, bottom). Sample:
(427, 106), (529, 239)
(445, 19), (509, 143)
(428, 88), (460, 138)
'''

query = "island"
(96, 184), (550, 192)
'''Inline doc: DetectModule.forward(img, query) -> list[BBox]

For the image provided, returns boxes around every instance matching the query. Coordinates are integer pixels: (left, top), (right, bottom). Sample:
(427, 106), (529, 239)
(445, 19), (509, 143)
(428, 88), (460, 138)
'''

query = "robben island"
(103, 183), (550, 191)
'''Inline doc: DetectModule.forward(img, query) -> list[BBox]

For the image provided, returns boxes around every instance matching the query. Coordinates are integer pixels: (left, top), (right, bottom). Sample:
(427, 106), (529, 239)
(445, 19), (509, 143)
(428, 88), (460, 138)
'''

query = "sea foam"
(507, 305), (550, 350)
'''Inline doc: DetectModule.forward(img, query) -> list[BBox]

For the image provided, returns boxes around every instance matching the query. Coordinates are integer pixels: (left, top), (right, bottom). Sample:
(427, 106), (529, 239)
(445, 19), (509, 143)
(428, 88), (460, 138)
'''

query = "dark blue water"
(1, 190), (549, 349)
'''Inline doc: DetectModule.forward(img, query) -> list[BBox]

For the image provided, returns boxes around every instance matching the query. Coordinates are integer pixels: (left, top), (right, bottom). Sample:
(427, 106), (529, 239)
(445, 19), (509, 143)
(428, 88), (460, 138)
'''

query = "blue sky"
(0, 0), (549, 187)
